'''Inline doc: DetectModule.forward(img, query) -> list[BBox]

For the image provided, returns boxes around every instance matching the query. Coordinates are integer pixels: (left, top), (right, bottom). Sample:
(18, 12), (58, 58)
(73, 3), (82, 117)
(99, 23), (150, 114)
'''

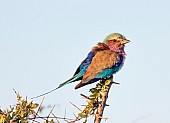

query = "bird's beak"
(121, 39), (130, 44)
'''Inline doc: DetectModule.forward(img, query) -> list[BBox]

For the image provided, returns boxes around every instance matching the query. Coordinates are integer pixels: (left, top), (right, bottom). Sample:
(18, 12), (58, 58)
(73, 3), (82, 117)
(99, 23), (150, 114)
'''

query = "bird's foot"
(100, 76), (112, 82)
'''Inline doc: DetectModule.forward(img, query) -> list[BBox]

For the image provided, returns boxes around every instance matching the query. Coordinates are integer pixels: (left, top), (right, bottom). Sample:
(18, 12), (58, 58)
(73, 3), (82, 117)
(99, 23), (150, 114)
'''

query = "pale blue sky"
(0, 0), (170, 123)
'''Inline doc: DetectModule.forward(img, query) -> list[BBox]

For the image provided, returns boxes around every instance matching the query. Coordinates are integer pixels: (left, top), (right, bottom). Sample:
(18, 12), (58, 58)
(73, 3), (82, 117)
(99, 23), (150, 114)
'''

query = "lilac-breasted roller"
(32, 33), (130, 99)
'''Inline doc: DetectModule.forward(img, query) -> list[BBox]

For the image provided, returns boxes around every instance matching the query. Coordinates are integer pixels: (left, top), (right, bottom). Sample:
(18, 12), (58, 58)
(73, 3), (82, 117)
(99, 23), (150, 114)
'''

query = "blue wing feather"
(74, 51), (95, 76)
(57, 51), (95, 88)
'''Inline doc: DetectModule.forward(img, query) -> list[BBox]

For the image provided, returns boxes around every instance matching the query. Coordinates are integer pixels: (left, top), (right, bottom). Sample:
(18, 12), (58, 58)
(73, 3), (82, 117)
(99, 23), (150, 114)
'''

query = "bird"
(31, 33), (130, 99)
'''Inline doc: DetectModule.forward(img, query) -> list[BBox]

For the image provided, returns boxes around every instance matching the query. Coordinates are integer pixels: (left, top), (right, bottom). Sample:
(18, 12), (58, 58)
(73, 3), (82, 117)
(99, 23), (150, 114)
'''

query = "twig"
(29, 116), (74, 120)
(80, 94), (91, 100)
(32, 97), (45, 122)
(47, 105), (55, 121)
(52, 112), (60, 123)
(69, 102), (82, 111)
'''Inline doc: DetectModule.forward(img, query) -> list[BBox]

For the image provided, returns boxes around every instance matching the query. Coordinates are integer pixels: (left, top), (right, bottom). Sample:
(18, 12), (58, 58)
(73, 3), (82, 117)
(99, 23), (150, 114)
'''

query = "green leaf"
(105, 80), (111, 85)
(78, 113), (87, 118)
(50, 119), (54, 123)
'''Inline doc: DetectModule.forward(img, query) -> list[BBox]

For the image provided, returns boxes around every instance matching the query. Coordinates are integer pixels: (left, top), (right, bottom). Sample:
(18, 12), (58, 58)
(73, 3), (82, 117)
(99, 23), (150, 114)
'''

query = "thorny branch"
(0, 77), (118, 123)
(73, 76), (118, 123)
(94, 77), (116, 123)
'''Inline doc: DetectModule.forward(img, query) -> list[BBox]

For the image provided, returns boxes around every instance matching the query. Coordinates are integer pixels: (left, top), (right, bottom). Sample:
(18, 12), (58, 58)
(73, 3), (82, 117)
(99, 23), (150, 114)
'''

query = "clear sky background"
(0, 0), (170, 123)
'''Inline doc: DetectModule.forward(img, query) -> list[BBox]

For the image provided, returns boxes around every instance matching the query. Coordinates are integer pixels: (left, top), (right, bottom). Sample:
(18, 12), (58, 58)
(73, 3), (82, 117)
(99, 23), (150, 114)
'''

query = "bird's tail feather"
(31, 86), (60, 99)
(75, 78), (100, 89)
(57, 73), (83, 88)
(31, 74), (81, 99)
(74, 81), (85, 89)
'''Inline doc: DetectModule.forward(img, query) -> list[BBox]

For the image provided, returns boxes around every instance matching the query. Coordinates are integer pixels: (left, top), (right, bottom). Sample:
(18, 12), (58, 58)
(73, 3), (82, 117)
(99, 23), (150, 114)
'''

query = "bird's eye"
(113, 39), (116, 42)
(109, 39), (116, 42)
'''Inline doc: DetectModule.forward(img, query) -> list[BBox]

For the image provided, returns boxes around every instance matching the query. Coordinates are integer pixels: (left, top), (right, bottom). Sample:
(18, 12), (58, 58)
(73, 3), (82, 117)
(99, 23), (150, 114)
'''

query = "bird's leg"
(100, 76), (120, 86)
(100, 76), (114, 84)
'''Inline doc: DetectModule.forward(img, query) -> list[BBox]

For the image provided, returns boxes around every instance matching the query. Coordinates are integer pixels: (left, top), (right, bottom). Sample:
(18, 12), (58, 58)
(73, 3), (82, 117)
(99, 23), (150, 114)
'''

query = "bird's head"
(103, 33), (130, 54)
